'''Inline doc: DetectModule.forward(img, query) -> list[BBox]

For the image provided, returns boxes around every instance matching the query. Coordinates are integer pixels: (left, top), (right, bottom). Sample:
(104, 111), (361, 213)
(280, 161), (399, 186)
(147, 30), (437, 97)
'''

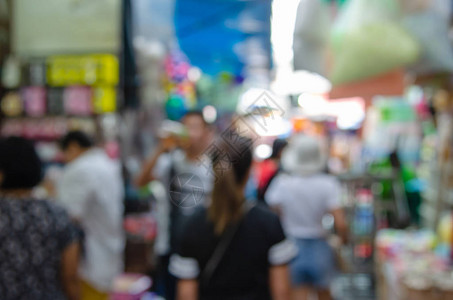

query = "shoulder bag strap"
(200, 201), (255, 288)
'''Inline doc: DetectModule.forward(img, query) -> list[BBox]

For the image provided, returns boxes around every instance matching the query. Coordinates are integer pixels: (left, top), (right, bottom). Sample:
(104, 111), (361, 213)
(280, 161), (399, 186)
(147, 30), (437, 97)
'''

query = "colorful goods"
(63, 86), (92, 116)
(47, 54), (119, 87)
(1, 92), (23, 117)
(23, 86), (47, 117)
(93, 86), (116, 113)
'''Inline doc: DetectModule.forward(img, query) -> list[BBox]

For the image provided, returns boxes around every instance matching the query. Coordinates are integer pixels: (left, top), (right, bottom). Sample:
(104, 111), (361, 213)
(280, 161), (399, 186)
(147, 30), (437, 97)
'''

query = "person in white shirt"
(265, 134), (348, 300)
(57, 131), (124, 300)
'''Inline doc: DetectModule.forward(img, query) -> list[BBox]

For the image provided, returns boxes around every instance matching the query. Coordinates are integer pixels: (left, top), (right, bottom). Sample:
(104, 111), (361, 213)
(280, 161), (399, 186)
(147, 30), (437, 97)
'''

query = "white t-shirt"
(57, 149), (125, 292)
(265, 173), (341, 239)
(154, 149), (213, 211)
(152, 149), (214, 255)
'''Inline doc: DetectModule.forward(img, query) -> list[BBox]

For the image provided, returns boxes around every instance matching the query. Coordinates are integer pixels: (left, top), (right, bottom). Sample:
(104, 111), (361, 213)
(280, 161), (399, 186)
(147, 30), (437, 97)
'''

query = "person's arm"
(331, 208), (348, 245)
(267, 211), (298, 300)
(177, 279), (198, 300)
(264, 175), (285, 208)
(270, 264), (291, 300)
(61, 241), (80, 300)
(265, 175), (285, 217)
(135, 136), (178, 187)
(169, 219), (200, 300)
(326, 178), (348, 245)
(135, 146), (165, 187)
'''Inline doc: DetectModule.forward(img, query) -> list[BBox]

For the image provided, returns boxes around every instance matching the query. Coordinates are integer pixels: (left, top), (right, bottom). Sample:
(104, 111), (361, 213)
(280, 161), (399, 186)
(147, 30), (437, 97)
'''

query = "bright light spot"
(202, 105), (217, 123)
(188, 67), (201, 82)
(253, 117), (292, 137)
(271, 0), (300, 67)
(255, 144), (273, 160)
(337, 115), (364, 130)
(328, 98), (366, 130)
(270, 0), (333, 97)
(272, 70), (332, 95)
(298, 93), (328, 116)
(238, 88), (268, 114)
(237, 88), (288, 116)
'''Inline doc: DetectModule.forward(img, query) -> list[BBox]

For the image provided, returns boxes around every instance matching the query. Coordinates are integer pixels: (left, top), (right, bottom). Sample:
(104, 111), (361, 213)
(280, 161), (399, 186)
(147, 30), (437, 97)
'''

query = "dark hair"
(389, 150), (401, 169)
(271, 138), (288, 159)
(182, 110), (208, 126)
(60, 130), (94, 150)
(0, 137), (42, 190)
(208, 133), (253, 234)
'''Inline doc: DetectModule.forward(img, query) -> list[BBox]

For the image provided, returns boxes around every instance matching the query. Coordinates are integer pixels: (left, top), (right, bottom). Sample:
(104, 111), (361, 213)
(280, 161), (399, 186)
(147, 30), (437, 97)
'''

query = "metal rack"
(332, 172), (409, 300)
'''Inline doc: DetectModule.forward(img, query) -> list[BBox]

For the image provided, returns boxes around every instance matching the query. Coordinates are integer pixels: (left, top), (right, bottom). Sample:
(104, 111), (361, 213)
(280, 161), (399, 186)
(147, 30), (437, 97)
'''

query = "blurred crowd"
(0, 110), (348, 300)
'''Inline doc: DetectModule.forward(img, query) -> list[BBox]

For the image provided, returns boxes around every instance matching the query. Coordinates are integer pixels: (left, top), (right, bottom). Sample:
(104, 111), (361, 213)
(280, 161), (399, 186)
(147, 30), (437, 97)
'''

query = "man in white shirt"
(58, 131), (124, 299)
(136, 111), (214, 300)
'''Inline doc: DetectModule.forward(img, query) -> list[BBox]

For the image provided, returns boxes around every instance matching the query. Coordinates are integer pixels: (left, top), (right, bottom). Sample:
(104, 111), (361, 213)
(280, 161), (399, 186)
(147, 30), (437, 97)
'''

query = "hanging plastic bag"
(402, 0), (453, 73)
(293, 0), (331, 75)
(330, 0), (420, 85)
(398, 0), (433, 13)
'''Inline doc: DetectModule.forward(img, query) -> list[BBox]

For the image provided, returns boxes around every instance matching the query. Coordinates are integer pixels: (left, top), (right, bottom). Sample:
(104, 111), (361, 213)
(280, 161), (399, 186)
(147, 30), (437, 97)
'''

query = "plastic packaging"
(398, 0), (433, 13)
(293, 0), (330, 75)
(402, 0), (453, 73)
(330, 0), (420, 85)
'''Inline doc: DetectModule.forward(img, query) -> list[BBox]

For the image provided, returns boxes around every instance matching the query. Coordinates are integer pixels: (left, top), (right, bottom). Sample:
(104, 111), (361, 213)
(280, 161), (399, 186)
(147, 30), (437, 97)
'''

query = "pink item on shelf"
(40, 118), (57, 139)
(22, 86), (47, 117)
(52, 118), (68, 139)
(111, 274), (152, 300)
(63, 86), (93, 116)
(22, 119), (41, 139)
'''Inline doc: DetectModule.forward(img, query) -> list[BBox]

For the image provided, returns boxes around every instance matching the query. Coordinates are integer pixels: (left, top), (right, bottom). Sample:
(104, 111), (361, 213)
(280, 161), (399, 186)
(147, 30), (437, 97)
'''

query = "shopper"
(257, 138), (288, 203)
(136, 111), (214, 300)
(57, 131), (124, 300)
(0, 137), (80, 300)
(169, 134), (296, 300)
(266, 134), (348, 300)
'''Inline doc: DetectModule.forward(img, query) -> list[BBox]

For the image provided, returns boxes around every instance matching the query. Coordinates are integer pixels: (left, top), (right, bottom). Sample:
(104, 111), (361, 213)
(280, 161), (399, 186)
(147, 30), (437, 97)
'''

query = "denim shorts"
(290, 238), (335, 288)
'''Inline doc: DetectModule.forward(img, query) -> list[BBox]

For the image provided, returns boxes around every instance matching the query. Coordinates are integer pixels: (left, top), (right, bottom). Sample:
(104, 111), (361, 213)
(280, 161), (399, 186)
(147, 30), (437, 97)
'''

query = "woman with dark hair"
(0, 137), (80, 300)
(169, 134), (296, 300)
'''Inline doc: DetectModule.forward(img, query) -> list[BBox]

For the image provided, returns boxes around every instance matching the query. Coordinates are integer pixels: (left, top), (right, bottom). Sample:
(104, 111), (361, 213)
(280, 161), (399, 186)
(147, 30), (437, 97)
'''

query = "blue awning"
(175, 0), (272, 76)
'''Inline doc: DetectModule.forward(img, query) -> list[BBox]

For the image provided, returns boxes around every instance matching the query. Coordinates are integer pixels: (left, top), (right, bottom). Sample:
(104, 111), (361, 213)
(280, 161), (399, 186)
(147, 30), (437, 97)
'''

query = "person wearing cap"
(265, 134), (348, 300)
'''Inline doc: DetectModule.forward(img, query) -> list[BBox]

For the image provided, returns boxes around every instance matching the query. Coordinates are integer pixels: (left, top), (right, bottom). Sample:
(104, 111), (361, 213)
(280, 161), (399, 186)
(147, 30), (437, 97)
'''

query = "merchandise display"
(0, 54), (121, 164)
(376, 229), (453, 300)
(47, 54), (119, 87)
(163, 50), (195, 120)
